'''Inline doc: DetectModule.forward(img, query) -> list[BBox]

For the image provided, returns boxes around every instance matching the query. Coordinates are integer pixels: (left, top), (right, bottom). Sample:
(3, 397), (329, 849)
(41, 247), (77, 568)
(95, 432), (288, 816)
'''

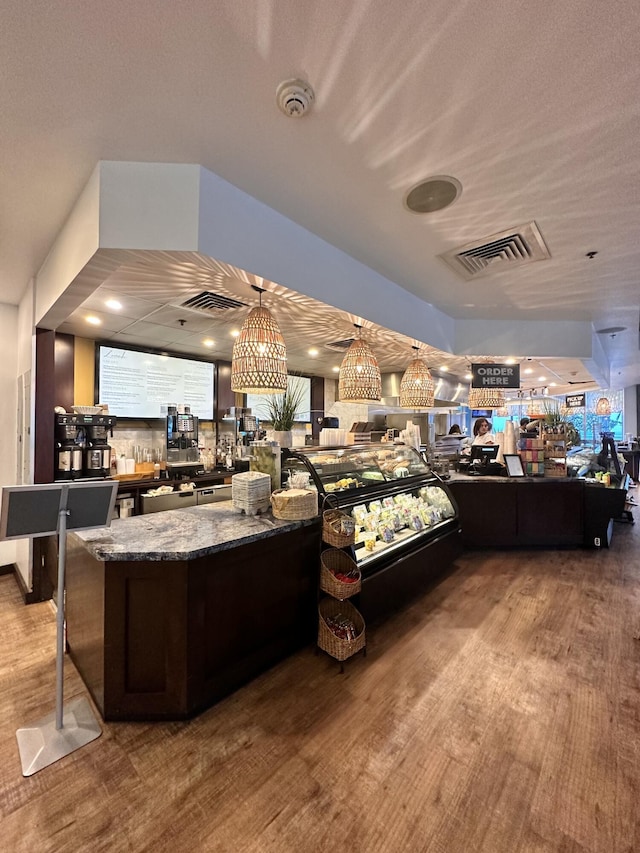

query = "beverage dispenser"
(55, 413), (116, 480)
(84, 414), (117, 478)
(166, 405), (199, 464)
(55, 414), (85, 480)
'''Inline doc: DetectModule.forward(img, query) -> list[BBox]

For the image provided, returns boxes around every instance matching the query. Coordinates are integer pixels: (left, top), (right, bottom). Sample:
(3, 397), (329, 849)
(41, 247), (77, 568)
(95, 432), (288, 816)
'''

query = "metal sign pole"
(54, 505), (69, 730)
(1, 480), (118, 776)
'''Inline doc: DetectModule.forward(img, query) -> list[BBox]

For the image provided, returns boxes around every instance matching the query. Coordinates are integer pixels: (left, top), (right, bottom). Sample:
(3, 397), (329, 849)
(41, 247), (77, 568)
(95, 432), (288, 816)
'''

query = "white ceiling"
(2, 1), (639, 391)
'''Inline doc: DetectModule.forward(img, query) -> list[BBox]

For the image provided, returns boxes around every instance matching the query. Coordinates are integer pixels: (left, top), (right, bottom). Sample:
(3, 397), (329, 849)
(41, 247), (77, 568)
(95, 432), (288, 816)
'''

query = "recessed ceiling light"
(404, 176), (462, 214)
(332, 366), (340, 373)
(464, 373), (472, 381)
(549, 382), (557, 387)
(505, 357), (516, 365)
(230, 329), (240, 338)
(524, 368), (533, 374)
(308, 348), (319, 357)
(203, 339), (215, 348)
(86, 316), (101, 326)
(439, 365), (449, 372)
(538, 376), (546, 381)
(105, 299), (122, 310)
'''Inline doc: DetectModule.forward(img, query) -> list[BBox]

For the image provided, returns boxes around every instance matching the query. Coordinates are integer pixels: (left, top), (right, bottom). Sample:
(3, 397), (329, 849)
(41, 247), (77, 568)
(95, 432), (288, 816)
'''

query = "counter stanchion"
(0, 481), (118, 776)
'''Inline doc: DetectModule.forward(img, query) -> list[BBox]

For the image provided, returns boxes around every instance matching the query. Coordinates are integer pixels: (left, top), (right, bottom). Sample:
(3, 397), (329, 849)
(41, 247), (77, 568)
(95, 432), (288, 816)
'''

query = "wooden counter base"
(448, 476), (628, 549)
(66, 524), (320, 720)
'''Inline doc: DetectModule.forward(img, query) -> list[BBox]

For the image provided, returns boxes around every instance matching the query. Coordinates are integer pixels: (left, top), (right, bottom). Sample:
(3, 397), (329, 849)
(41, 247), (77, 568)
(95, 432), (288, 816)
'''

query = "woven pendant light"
(399, 347), (434, 408)
(595, 396), (611, 415)
(231, 288), (287, 394)
(338, 326), (381, 403)
(468, 386), (506, 409)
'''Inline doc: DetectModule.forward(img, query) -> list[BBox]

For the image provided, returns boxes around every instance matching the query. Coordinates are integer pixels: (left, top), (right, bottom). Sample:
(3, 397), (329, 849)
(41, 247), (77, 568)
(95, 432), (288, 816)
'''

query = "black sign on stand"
(471, 363), (520, 389)
(0, 480), (118, 776)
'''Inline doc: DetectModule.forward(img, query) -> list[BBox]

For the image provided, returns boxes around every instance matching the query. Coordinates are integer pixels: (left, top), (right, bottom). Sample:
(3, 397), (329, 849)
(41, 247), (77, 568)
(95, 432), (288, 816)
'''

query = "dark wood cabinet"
(66, 522), (321, 720)
(449, 477), (627, 549)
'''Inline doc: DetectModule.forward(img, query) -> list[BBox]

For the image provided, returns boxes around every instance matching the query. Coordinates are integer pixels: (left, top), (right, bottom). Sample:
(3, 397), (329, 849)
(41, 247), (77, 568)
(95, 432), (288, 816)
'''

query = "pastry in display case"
(282, 444), (462, 604)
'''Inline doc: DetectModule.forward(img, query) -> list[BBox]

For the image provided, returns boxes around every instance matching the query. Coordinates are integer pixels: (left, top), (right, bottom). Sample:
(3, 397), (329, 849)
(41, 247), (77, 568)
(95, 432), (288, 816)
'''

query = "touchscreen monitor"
(469, 444), (499, 464)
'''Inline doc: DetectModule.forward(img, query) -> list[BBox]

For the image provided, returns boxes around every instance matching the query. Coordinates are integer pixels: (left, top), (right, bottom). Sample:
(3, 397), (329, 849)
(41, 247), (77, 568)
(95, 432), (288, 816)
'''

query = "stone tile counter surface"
(71, 500), (318, 561)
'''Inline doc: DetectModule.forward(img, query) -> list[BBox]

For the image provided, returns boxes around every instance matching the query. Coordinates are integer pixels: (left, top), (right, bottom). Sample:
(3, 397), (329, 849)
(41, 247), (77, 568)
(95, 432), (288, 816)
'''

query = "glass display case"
(282, 444), (460, 579)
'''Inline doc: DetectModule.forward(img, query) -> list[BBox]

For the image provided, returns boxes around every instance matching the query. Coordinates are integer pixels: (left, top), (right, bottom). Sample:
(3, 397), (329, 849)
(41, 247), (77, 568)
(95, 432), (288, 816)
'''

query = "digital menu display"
(97, 345), (214, 419)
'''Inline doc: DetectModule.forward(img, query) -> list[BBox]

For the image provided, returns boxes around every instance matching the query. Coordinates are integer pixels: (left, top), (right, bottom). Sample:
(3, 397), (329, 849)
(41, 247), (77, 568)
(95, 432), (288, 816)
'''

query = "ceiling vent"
(180, 291), (247, 313)
(325, 338), (356, 351)
(439, 221), (550, 280)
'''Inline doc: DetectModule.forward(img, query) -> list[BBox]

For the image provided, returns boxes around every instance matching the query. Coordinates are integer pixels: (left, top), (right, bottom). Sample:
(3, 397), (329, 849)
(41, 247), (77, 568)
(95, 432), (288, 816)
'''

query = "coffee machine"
(55, 415), (85, 480)
(166, 406), (199, 465)
(55, 413), (116, 480)
(84, 415), (116, 478)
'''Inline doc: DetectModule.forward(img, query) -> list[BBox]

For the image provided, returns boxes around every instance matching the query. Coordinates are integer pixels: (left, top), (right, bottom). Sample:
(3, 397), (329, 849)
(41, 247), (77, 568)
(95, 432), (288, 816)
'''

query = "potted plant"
(263, 379), (306, 448)
(541, 398), (580, 447)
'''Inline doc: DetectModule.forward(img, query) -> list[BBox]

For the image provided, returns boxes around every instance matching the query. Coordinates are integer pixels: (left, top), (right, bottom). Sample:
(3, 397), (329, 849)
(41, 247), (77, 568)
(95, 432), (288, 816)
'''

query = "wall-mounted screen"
(97, 345), (214, 419)
(246, 375), (311, 423)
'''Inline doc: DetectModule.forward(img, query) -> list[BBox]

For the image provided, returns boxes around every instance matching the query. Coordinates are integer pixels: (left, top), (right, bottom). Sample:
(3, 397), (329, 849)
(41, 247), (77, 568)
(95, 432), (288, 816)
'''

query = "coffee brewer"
(55, 414), (85, 480)
(84, 415), (116, 477)
(55, 413), (116, 480)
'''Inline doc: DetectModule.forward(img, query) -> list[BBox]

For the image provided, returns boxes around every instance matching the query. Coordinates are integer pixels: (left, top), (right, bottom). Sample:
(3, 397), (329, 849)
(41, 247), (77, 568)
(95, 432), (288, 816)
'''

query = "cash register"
(459, 444), (504, 476)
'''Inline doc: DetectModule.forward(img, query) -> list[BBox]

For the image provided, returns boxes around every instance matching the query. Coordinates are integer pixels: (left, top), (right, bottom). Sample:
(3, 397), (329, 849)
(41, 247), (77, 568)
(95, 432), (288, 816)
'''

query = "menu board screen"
(97, 345), (214, 419)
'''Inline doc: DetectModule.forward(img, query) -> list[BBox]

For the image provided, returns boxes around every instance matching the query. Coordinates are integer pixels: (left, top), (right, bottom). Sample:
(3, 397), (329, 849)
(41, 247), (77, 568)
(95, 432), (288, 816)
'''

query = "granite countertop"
(70, 500), (319, 562)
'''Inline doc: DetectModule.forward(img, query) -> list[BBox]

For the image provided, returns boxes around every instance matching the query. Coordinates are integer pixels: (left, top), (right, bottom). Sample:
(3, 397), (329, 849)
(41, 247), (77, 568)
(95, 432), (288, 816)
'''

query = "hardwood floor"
(2, 522), (640, 852)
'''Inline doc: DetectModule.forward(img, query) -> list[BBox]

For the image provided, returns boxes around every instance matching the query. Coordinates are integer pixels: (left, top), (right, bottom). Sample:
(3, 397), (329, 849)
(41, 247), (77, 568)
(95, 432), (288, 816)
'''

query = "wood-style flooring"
(2, 521), (640, 852)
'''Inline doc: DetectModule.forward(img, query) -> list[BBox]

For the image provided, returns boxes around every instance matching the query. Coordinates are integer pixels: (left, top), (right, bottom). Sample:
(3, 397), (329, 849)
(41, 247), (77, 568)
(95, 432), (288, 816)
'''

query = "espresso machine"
(55, 413), (116, 480)
(166, 406), (200, 473)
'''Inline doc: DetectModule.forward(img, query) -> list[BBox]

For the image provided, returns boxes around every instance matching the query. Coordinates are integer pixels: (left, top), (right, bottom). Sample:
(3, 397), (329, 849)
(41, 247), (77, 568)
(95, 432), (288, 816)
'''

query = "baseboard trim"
(2, 564), (41, 605)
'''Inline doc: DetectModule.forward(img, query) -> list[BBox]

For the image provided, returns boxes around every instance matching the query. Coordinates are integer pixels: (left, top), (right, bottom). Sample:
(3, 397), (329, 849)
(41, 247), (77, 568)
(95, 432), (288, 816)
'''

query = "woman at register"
(461, 417), (494, 454)
(471, 417), (495, 445)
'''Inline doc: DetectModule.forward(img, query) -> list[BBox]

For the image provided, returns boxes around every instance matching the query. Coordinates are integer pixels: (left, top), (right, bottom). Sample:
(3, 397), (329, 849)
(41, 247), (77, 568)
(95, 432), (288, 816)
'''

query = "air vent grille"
(439, 221), (550, 280)
(326, 338), (356, 351)
(181, 291), (247, 312)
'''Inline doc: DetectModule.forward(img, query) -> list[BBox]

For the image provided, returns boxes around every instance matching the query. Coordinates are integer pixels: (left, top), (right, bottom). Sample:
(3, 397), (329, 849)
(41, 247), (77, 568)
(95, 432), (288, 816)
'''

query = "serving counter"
(447, 473), (630, 549)
(66, 502), (320, 720)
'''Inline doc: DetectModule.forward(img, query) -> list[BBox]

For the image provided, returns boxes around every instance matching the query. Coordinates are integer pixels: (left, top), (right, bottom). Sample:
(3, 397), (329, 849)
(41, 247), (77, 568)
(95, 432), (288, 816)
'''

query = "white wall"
(0, 303), (19, 567)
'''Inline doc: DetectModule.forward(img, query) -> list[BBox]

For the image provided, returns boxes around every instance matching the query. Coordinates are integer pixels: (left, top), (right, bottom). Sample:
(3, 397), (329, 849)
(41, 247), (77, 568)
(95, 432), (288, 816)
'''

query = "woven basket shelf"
(320, 548), (361, 599)
(322, 509), (356, 547)
(317, 597), (365, 662)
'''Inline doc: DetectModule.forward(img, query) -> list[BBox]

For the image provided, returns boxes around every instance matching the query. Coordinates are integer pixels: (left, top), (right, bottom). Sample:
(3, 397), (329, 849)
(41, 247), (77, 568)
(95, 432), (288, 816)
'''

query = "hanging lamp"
(468, 386), (506, 409)
(399, 347), (434, 408)
(595, 396), (611, 415)
(338, 325), (381, 403)
(231, 286), (288, 394)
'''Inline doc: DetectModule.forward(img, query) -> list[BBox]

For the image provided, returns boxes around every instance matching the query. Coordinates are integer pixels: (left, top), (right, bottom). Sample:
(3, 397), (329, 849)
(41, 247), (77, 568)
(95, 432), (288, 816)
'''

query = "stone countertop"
(447, 472), (612, 488)
(70, 501), (319, 562)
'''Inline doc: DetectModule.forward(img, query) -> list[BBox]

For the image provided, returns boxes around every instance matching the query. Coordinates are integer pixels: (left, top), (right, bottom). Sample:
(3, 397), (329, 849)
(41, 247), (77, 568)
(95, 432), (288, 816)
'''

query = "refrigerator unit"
(282, 443), (463, 620)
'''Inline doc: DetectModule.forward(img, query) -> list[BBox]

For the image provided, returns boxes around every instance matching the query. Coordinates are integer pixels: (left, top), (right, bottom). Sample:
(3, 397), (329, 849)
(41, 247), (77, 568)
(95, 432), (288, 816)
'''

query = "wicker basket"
(322, 509), (356, 547)
(320, 548), (361, 599)
(317, 597), (366, 662)
(270, 488), (318, 520)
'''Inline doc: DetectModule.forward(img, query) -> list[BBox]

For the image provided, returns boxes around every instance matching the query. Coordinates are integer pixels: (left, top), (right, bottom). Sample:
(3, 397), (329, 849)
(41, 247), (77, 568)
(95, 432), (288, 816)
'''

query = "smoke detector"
(276, 79), (315, 117)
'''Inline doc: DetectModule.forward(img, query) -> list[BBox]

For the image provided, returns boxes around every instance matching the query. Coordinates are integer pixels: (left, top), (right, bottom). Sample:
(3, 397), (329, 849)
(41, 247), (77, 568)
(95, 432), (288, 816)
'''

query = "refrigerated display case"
(283, 444), (463, 620)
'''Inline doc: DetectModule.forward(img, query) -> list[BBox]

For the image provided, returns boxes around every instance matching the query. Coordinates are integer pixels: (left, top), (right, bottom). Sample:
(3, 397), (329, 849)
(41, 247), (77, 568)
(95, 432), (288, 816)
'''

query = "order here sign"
(471, 363), (520, 388)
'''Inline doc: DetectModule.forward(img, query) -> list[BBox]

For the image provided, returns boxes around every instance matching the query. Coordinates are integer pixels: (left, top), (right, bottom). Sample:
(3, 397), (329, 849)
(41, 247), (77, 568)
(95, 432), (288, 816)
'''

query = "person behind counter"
(460, 417), (494, 454)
